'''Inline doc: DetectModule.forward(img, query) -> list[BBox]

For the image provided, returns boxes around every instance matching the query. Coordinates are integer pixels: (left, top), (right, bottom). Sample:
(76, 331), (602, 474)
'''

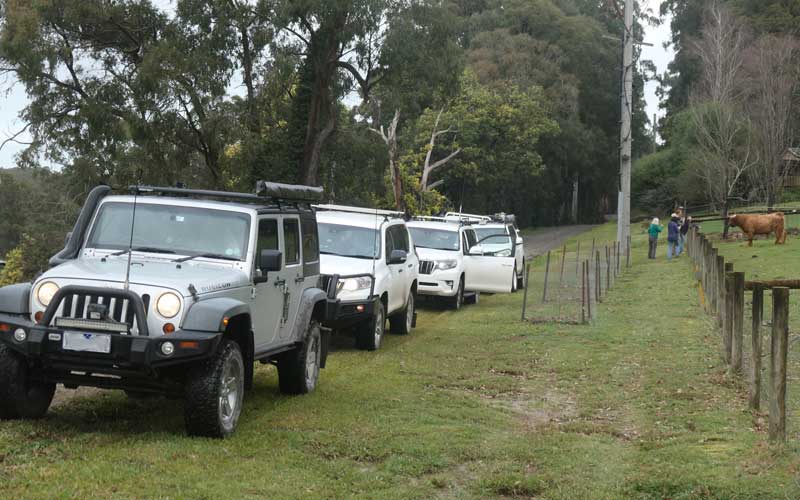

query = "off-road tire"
(0, 344), (55, 419)
(389, 290), (415, 335)
(278, 321), (322, 395)
(184, 340), (245, 438)
(465, 291), (480, 305)
(355, 301), (385, 351)
(449, 278), (464, 310)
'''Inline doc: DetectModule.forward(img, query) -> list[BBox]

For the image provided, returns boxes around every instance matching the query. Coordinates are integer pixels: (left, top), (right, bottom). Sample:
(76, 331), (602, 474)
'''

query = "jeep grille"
(419, 261), (435, 275)
(52, 292), (150, 334)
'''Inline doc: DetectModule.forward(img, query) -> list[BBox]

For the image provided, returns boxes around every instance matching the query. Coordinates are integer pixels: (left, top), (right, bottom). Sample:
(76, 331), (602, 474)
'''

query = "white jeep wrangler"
(315, 205), (418, 350)
(0, 182), (337, 438)
(407, 218), (516, 309)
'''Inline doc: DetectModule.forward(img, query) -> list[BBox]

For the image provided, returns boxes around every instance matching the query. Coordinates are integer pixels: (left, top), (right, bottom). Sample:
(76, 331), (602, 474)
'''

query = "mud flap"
(320, 327), (332, 368)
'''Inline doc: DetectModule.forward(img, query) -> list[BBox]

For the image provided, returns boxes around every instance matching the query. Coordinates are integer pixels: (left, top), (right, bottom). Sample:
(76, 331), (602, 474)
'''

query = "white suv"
(407, 218), (516, 309)
(447, 212), (525, 291)
(315, 205), (418, 351)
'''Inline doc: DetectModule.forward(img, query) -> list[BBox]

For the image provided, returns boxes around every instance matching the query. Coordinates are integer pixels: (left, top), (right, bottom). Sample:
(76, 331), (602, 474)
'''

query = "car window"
(256, 218), (278, 255)
(385, 226), (396, 258)
(408, 227), (459, 251)
(87, 202), (250, 260)
(389, 225), (409, 252)
(301, 217), (319, 263)
(466, 229), (477, 248)
(473, 227), (505, 242)
(283, 218), (300, 265)
(318, 223), (381, 259)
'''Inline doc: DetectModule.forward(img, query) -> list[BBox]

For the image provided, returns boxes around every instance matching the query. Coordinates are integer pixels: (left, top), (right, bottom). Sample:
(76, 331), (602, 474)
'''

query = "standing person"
(678, 216), (691, 255)
(667, 214), (680, 260)
(648, 217), (662, 259)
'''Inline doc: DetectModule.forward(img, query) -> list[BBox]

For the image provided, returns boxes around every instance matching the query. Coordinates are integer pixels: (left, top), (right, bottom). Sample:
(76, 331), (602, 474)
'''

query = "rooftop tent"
(256, 181), (324, 202)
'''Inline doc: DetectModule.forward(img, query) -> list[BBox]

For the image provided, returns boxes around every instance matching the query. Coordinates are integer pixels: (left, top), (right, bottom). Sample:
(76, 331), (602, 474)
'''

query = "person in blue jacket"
(667, 214), (680, 260)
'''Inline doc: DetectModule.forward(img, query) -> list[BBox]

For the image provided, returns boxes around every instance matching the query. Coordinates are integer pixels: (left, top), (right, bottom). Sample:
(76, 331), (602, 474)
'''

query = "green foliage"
(0, 233), (60, 286)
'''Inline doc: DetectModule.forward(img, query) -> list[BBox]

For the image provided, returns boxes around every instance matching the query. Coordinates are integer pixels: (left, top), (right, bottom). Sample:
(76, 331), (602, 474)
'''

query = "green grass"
(1, 224), (799, 498)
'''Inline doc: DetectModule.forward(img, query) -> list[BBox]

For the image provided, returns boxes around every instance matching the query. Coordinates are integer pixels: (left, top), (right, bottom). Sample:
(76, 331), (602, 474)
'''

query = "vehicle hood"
(320, 254), (377, 277)
(40, 257), (250, 297)
(415, 247), (460, 261)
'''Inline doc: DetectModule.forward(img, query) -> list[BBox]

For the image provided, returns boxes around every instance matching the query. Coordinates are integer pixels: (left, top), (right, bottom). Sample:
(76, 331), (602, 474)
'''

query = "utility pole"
(616, 0), (634, 254)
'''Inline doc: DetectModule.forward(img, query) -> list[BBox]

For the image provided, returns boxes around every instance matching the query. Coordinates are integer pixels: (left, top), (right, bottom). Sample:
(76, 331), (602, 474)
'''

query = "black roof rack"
(129, 181), (324, 205)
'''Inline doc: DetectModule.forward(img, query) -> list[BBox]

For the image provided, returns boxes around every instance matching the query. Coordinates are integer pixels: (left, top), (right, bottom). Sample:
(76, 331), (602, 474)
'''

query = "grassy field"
(2, 224), (799, 498)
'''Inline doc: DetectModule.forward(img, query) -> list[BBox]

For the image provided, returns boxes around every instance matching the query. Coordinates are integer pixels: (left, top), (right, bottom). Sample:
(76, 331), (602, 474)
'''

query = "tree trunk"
(239, 24), (259, 134)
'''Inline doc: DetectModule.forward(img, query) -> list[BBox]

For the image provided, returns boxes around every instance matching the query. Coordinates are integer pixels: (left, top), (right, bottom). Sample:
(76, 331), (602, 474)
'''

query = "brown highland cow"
(727, 213), (787, 246)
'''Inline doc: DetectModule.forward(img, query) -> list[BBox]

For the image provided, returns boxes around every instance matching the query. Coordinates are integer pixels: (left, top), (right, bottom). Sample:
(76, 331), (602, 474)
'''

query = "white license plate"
(62, 332), (111, 354)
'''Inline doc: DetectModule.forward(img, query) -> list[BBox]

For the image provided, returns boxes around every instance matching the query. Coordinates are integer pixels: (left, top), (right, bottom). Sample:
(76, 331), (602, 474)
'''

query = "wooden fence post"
(586, 260), (592, 320)
(575, 241), (581, 277)
(626, 235), (631, 268)
(729, 272), (745, 375)
(769, 287), (790, 442)
(581, 261), (586, 324)
(749, 285), (763, 411)
(520, 263), (532, 322)
(716, 256), (725, 327)
(595, 250), (601, 302)
(559, 244), (567, 284)
(709, 248), (718, 314)
(542, 251), (551, 303)
(616, 241), (621, 276)
(723, 270), (734, 364)
(605, 246), (611, 293)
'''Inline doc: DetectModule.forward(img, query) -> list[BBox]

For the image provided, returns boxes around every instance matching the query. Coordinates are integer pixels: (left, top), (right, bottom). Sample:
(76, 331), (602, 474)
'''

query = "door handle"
(398, 269), (404, 273)
(295, 276), (305, 283)
(274, 279), (286, 287)
(407, 263), (414, 268)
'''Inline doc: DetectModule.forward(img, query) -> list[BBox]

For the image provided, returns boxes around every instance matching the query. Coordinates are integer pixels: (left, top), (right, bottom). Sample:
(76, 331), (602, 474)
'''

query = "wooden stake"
(769, 287), (790, 442)
(520, 263), (532, 321)
(749, 285), (763, 411)
(729, 272), (745, 375)
(542, 251), (551, 303)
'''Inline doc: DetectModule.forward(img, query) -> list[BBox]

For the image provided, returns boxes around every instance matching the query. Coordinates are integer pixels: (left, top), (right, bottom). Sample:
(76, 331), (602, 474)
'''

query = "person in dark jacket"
(678, 216), (691, 255)
(647, 217), (662, 259)
(667, 214), (680, 260)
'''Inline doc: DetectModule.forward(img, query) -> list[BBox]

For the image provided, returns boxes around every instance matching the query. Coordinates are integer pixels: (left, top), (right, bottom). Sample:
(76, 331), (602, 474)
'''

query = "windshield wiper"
(174, 253), (239, 263)
(103, 246), (174, 260)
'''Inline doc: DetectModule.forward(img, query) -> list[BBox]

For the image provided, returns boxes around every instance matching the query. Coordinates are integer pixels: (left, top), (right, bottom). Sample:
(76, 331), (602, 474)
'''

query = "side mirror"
(388, 249), (407, 264)
(468, 245), (484, 256)
(254, 249), (282, 284)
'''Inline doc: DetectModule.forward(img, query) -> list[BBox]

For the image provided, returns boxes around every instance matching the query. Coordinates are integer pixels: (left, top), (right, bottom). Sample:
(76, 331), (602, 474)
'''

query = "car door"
(251, 216), (284, 350)
(384, 225), (406, 314)
(278, 216), (304, 340)
(463, 229), (515, 293)
(509, 224), (524, 274)
(391, 224), (415, 306)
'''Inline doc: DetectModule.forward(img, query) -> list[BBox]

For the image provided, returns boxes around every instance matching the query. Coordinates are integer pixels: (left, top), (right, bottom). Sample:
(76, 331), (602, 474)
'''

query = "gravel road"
(521, 225), (598, 260)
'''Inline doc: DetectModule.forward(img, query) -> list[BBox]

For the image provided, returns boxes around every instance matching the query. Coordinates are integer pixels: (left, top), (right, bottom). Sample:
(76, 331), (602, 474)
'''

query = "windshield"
(86, 202), (251, 260)
(474, 227), (507, 241)
(318, 223), (380, 259)
(408, 227), (460, 251)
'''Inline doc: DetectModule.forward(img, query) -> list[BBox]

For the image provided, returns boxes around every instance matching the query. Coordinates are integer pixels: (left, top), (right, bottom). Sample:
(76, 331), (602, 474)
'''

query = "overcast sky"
(0, 3), (675, 170)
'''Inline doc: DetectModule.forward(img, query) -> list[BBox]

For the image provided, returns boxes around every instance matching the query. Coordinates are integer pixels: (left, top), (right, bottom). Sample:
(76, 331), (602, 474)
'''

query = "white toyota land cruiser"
(406, 217), (516, 309)
(315, 205), (418, 351)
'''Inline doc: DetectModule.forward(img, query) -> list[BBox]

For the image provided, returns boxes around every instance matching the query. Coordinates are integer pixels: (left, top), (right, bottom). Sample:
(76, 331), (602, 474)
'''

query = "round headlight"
(156, 292), (181, 319)
(36, 281), (60, 307)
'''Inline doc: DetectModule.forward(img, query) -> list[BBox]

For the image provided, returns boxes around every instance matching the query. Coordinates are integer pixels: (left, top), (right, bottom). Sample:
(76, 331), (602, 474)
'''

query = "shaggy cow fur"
(728, 213), (787, 246)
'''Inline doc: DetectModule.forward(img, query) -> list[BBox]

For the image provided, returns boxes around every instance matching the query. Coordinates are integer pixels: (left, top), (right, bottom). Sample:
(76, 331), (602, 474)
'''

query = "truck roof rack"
(313, 204), (405, 218)
(445, 212), (491, 223)
(129, 181), (324, 205)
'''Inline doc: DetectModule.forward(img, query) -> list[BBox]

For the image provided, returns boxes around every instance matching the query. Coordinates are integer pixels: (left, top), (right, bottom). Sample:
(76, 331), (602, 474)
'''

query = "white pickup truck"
(316, 205), (418, 350)
(407, 218), (516, 309)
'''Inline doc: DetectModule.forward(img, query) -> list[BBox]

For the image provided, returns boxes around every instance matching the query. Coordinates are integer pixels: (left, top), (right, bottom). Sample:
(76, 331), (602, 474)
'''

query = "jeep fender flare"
(290, 288), (331, 367)
(0, 283), (32, 315)
(182, 297), (250, 333)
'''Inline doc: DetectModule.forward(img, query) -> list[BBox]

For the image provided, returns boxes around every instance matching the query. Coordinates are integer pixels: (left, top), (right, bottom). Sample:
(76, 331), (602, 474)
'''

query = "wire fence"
(520, 238), (632, 324)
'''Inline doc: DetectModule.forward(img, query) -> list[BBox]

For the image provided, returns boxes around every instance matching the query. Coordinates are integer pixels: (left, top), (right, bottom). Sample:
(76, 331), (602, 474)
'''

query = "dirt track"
(522, 225), (598, 260)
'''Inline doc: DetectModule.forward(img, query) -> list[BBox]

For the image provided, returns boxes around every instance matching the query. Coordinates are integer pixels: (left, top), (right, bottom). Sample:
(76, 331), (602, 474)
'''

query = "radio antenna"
(371, 205), (379, 284)
(124, 180), (140, 291)
(458, 178), (466, 215)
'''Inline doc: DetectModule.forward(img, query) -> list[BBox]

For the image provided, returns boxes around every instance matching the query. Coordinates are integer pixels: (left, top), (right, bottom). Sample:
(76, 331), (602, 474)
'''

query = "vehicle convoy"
(315, 205), (418, 351)
(406, 217), (517, 309)
(0, 182), (337, 438)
